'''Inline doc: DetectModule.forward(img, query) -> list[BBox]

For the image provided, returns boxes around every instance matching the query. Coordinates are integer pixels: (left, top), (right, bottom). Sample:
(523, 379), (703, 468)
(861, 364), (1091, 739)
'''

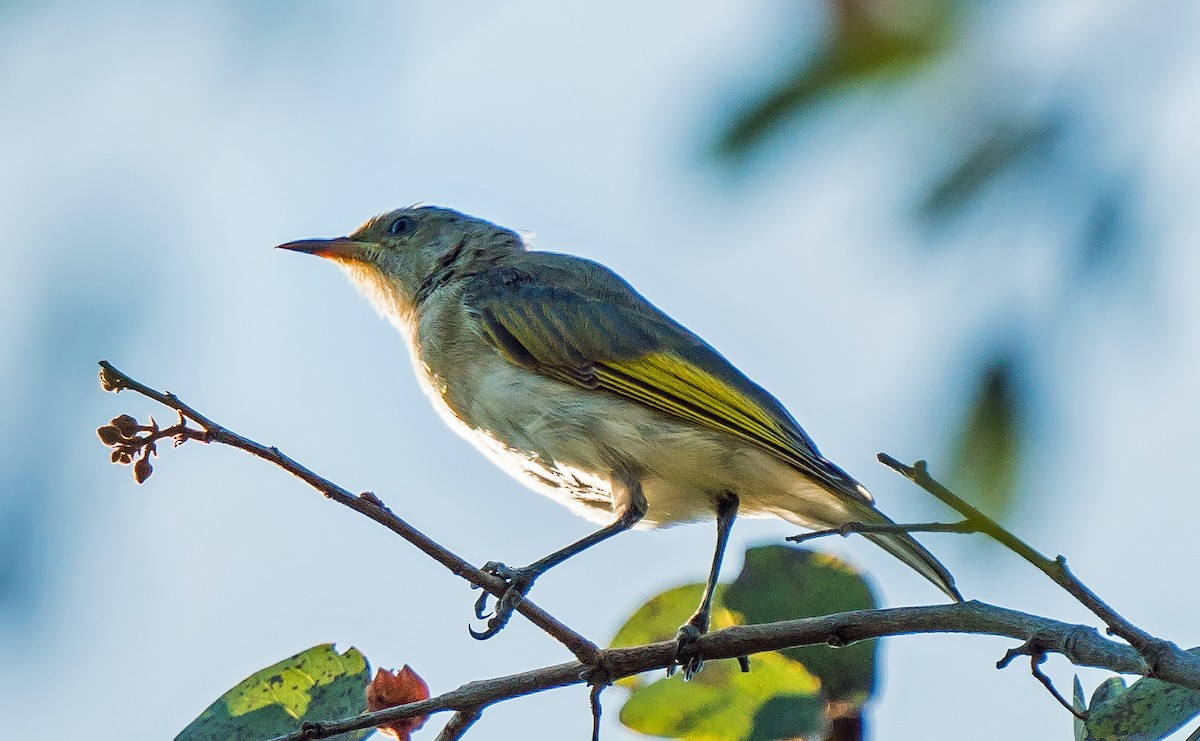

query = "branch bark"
(877, 453), (1200, 686)
(96, 361), (1200, 740)
(267, 600), (1173, 741)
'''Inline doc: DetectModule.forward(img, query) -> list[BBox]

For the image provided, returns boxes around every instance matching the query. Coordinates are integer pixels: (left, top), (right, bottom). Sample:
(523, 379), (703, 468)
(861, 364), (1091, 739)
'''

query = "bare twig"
(1031, 655), (1085, 720)
(589, 683), (604, 741)
(878, 453), (1200, 683)
(996, 637), (1088, 720)
(97, 360), (603, 667)
(786, 520), (976, 544)
(434, 708), (483, 741)
(264, 600), (1192, 741)
(99, 361), (1200, 738)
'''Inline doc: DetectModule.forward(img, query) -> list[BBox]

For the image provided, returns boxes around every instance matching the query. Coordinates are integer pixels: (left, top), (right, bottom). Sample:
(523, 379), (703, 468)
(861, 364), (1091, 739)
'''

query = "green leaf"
(947, 353), (1026, 520)
(611, 584), (721, 648)
(1076, 675), (1089, 741)
(723, 545), (879, 706)
(619, 651), (821, 741)
(1091, 677), (1129, 709)
(919, 116), (1062, 223)
(1086, 653), (1200, 741)
(747, 693), (827, 741)
(176, 643), (371, 741)
(714, 0), (958, 161)
(610, 583), (738, 688)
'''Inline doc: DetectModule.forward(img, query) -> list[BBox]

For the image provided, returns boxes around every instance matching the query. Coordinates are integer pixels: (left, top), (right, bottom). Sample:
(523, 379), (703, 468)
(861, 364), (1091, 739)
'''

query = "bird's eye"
(388, 216), (417, 236)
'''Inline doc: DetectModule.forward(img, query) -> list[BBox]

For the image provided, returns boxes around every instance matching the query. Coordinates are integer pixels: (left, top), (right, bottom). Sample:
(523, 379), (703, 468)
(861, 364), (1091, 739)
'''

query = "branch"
(96, 361), (603, 667)
(98, 361), (1200, 738)
(433, 708), (482, 741)
(996, 637), (1087, 720)
(878, 453), (1200, 685)
(786, 520), (975, 544)
(266, 600), (1184, 741)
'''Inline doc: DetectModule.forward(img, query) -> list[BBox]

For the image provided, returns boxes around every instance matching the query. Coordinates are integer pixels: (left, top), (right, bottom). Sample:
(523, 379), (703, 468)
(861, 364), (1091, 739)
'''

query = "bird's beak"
(275, 237), (375, 262)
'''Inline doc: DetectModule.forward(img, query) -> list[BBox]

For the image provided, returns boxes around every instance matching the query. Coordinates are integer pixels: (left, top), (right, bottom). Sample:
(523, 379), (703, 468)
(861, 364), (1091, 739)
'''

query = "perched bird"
(278, 206), (960, 675)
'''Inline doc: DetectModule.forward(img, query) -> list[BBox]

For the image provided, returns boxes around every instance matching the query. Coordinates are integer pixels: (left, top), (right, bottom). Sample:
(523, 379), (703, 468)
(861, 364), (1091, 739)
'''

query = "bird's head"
(277, 205), (525, 329)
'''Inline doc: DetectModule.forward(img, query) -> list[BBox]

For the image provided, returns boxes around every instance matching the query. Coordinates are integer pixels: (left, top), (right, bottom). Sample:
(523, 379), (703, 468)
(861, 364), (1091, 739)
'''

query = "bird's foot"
(469, 561), (539, 640)
(671, 619), (707, 680)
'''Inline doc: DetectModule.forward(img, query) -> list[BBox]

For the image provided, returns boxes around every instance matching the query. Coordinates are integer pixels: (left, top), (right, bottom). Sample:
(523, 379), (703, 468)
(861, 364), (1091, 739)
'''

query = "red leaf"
(366, 666), (430, 740)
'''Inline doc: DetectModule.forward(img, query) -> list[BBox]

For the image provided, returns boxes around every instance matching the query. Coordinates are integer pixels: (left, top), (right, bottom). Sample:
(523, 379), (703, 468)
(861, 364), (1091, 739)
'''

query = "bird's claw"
(672, 622), (706, 680)
(469, 561), (538, 640)
(472, 588), (493, 620)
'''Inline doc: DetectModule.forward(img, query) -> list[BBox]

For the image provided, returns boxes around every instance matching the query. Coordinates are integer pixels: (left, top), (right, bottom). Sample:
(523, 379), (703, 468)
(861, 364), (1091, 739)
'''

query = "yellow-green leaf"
(619, 651), (821, 741)
(610, 583), (737, 688)
(176, 643), (371, 741)
(947, 355), (1025, 520)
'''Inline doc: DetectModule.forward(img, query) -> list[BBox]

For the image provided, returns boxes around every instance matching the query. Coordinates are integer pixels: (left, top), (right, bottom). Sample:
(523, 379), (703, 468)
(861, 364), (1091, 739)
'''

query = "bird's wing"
(462, 253), (870, 504)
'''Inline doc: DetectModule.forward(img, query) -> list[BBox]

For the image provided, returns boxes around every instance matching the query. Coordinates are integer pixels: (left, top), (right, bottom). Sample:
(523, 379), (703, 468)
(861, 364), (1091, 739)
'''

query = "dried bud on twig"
(97, 425), (127, 445)
(111, 414), (140, 437)
(133, 457), (153, 484)
(97, 403), (206, 483)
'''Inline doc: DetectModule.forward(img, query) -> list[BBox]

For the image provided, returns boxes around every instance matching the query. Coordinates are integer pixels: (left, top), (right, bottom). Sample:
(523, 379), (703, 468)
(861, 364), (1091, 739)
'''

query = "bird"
(278, 205), (960, 677)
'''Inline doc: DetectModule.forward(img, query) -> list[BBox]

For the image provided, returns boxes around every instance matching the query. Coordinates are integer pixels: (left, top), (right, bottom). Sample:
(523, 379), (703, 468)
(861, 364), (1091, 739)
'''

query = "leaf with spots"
(1084, 652), (1200, 741)
(175, 643), (371, 741)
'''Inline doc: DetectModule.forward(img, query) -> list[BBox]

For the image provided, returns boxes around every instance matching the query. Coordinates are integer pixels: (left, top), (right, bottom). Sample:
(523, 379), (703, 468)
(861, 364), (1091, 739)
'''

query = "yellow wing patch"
(597, 352), (807, 469)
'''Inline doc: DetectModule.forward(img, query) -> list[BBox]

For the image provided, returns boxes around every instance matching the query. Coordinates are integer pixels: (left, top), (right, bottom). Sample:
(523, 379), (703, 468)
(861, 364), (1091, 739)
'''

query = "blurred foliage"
(712, 0), (1158, 522)
(175, 643), (371, 741)
(918, 114), (1064, 224)
(946, 352), (1025, 519)
(1071, 655), (1200, 741)
(611, 545), (876, 740)
(715, 0), (961, 160)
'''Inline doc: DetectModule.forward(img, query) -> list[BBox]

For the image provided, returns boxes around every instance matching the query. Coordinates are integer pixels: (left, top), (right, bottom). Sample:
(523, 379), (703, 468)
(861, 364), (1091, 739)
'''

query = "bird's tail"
(841, 497), (962, 601)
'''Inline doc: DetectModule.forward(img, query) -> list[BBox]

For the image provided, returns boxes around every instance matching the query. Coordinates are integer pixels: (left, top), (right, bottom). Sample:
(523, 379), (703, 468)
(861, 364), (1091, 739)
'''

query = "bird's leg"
(470, 473), (647, 640)
(674, 491), (739, 680)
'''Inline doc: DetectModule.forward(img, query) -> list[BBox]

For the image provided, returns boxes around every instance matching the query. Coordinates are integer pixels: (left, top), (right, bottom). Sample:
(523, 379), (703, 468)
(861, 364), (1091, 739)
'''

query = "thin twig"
(434, 708), (483, 741)
(98, 360), (603, 666)
(996, 636), (1088, 720)
(786, 520), (976, 544)
(877, 453), (1200, 682)
(263, 600), (1188, 741)
(1030, 654), (1087, 720)
(99, 362), (1200, 736)
(589, 683), (604, 741)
